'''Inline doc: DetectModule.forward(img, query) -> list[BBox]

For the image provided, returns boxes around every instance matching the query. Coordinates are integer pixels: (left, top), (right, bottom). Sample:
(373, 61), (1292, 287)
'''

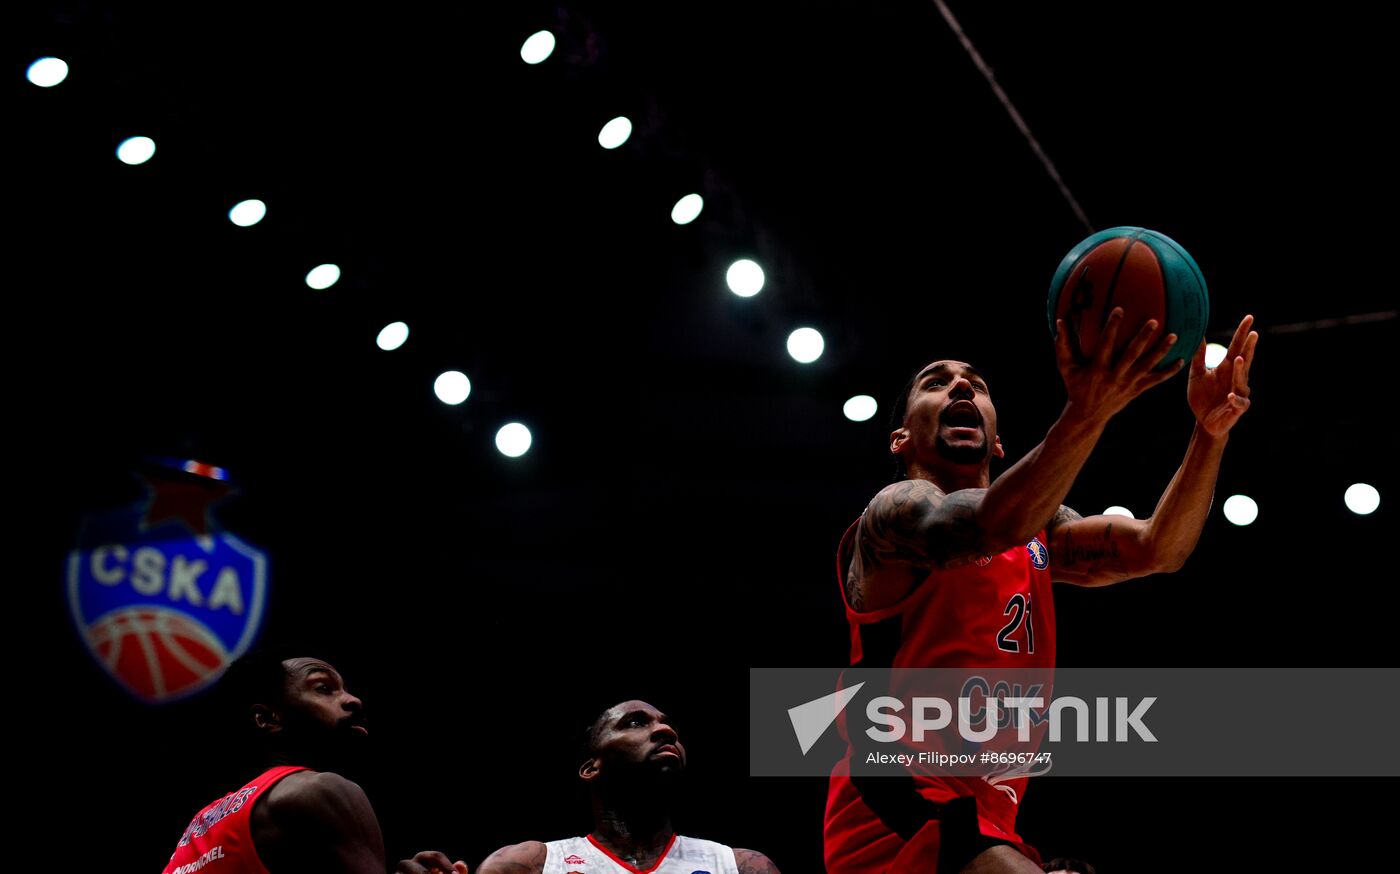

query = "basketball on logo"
(85, 606), (229, 702)
(1026, 538), (1049, 570)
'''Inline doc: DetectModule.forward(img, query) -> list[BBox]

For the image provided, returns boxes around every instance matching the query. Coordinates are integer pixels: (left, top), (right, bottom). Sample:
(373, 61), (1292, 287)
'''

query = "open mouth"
(942, 401), (981, 429)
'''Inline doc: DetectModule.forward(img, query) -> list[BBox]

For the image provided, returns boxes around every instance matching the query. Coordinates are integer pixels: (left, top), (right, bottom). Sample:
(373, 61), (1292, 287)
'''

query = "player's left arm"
(1049, 315), (1258, 587)
(733, 848), (781, 874)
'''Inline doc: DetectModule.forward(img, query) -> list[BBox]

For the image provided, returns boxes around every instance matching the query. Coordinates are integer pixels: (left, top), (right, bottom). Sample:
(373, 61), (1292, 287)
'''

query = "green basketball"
(1047, 226), (1209, 370)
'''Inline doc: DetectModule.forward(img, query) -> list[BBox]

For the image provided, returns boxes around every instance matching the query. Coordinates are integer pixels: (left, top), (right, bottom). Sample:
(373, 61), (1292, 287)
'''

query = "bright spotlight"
(520, 31), (556, 64)
(843, 395), (877, 422)
(671, 194), (704, 225)
(726, 259), (764, 297)
(434, 371), (471, 405)
(1222, 494), (1258, 526)
(598, 116), (632, 150)
(1344, 483), (1380, 515)
(305, 263), (341, 290)
(228, 199), (267, 227)
(116, 136), (156, 165)
(1204, 343), (1229, 368)
(787, 327), (824, 364)
(27, 57), (69, 88)
(376, 321), (409, 351)
(496, 423), (533, 457)
(1102, 506), (1134, 518)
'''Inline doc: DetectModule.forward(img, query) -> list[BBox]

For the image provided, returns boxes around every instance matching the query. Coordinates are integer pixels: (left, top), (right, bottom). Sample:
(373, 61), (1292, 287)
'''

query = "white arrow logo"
(788, 682), (865, 755)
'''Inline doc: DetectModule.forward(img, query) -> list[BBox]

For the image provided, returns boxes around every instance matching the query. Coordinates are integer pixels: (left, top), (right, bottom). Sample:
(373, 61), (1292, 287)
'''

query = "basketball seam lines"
(1102, 233), (1146, 335)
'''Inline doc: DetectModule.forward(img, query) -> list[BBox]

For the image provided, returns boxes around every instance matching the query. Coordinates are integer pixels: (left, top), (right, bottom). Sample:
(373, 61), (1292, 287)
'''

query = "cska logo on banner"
(66, 464), (267, 704)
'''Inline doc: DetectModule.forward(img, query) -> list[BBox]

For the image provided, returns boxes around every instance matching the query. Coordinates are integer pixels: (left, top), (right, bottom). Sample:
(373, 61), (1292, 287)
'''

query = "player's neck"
(591, 803), (675, 867)
(911, 464), (989, 492)
(262, 745), (340, 776)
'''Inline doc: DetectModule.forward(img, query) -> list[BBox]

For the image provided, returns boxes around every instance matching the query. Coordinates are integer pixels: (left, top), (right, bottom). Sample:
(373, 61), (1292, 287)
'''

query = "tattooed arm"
(1047, 435), (1223, 585)
(1045, 505), (1144, 586)
(859, 311), (1182, 562)
(1048, 316), (1258, 587)
(857, 481), (990, 571)
(854, 344), (1172, 588)
(848, 311), (1202, 609)
(1048, 425), (1232, 586)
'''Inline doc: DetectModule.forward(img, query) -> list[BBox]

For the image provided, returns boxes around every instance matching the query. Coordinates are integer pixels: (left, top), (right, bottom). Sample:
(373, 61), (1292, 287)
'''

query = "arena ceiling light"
(305, 263), (341, 290)
(1204, 343), (1228, 368)
(520, 31), (556, 64)
(843, 395), (877, 422)
(496, 423), (532, 458)
(1102, 506), (1134, 518)
(27, 57), (69, 87)
(1222, 494), (1258, 526)
(1344, 483), (1380, 515)
(376, 321), (409, 351)
(787, 328), (824, 364)
(671, 194), (704, 225)
(726, 259), (764, 297)
(116, 136), (156, 165)
(598, 117), (632, 150)
(228, 199), (267, 227)
(434, 371), (471, 405)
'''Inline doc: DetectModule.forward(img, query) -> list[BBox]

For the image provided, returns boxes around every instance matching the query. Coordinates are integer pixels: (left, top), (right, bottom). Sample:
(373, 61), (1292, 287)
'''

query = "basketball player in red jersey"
(163, 650), (467, 874)
(475, 699), (780, 874)
(824, 311), (1258, 873)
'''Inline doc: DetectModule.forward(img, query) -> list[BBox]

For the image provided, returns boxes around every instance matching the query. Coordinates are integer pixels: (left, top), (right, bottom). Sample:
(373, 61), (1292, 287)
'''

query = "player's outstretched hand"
(1055, 306), (1182, 424)
(396, 850), (469, 874)
(1189, 314), (1258, 437)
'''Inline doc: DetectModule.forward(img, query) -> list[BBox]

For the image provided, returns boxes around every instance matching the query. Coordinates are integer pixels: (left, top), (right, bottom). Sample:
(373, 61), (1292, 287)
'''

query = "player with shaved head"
(478, 698), (780, 874)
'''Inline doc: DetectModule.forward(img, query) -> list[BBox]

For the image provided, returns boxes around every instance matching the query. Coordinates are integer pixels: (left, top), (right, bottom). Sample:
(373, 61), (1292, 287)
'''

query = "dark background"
(14, 1), (1395, 870)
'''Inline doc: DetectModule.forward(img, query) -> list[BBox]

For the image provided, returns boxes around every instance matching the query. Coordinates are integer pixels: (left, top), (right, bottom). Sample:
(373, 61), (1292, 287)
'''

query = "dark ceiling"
(16, 1), (1395, 870)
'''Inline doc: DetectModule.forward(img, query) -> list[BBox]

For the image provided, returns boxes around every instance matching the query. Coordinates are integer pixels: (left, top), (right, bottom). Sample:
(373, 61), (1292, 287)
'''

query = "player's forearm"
(1138, 423), (1228, 572)
(975, 402), (1109, 548)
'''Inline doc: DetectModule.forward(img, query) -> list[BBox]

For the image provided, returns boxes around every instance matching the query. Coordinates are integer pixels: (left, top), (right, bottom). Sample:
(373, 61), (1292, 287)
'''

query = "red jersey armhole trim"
(585, 833), (677, 874)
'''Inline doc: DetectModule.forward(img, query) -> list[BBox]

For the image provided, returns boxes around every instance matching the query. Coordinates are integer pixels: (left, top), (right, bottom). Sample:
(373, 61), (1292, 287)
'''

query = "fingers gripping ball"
(1048, 226), (1209, 370)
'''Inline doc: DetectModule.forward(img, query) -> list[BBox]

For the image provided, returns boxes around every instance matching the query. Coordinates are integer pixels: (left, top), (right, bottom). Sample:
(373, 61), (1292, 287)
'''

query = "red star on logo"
(138, 471), (231, 536)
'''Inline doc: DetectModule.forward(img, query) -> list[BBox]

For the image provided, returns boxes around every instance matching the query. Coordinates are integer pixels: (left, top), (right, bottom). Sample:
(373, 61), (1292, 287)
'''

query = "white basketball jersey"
(542, 834), (740, 874)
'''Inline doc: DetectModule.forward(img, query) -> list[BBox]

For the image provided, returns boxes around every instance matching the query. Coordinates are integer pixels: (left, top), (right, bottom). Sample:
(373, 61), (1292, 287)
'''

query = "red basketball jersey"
(163, 765), (308, 874)
(824, 516), (1055, 874)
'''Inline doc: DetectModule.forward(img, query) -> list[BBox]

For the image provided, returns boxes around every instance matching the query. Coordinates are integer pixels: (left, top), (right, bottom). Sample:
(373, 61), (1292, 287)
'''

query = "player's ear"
(992, 435), (1005, 459)
(890, 427), (910, 456)
(252, 703), (282, 734)
(578, 756), (601, 782)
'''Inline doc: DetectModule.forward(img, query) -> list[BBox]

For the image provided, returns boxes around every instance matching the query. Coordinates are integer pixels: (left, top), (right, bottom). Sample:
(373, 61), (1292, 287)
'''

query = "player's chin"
(934, 436), (989, 464)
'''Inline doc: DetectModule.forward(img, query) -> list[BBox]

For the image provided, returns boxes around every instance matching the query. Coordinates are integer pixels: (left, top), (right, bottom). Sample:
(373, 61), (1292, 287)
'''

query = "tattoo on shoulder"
(734, 849), (781, 874)
(844, 563), (865, 611)
(859, 480), (987, 566)
(479, 842), (546, 874)
(1048, 505), (1084, 532)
